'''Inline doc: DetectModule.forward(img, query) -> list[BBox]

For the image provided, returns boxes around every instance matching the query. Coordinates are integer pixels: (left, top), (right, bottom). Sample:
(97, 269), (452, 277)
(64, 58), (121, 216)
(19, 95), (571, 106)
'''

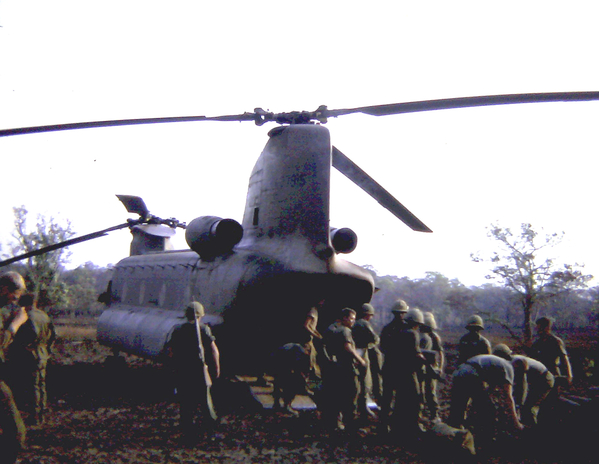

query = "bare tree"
(472, 223), (592, 345)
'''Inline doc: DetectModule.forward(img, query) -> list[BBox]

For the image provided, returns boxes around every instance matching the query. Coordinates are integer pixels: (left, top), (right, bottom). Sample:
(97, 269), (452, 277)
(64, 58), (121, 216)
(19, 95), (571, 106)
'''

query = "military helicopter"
(1, 91), (598, 375)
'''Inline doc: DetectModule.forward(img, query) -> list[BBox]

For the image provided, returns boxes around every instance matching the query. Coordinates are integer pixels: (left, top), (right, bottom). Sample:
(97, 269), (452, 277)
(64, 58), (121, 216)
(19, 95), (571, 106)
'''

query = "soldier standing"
(457, 315), (491, 365)
(379, 303), (426, 439)
(419, 312), (444, 421)
(352, 303), (380, 420)
(321, 308), (366, 433)
(8, 293), (56, 426)
(529, 317), (572, 385)
(271, 342), (310, 416)
(168, 302), (219, 444)
(0, 272), (28, 462)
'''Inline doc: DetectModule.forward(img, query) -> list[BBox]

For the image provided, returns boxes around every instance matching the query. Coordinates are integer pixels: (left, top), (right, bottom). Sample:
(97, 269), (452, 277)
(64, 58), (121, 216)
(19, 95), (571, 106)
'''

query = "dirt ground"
(12, 323), (599, 464)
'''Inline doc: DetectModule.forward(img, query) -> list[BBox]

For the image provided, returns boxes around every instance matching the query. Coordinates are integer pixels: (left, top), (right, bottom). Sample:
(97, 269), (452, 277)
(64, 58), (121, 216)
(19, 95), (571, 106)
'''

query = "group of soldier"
(0, 271), (56, 463)
(270, 298), (574, 450)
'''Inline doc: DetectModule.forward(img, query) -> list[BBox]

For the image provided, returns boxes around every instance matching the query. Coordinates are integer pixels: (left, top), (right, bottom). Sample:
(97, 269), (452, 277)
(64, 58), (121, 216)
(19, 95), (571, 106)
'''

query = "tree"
(9, 206), (75, 308)
(472, 223), (592, 345)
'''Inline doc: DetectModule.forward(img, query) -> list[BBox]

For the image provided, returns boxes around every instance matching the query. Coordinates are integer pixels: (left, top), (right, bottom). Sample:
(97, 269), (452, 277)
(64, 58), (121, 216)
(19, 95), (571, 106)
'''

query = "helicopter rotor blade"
(0, 113), (259, 137)
(325, 91), (599, 119)
(332, 147), (432, 233)
(1, 91), (598, 137)
(0, 223), (131, 268)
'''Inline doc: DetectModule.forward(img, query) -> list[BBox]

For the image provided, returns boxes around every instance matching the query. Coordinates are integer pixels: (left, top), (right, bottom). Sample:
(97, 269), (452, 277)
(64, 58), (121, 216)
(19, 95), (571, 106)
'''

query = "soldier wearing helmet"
(352, 303), (382, 420)
(419, 312), (444, 421)
(379, 302), (426, 438)
(457, 314), (491, 365)
(493, 343), (555, 426)
(167, 301), (220, 444)
(0, 271), (28, 461)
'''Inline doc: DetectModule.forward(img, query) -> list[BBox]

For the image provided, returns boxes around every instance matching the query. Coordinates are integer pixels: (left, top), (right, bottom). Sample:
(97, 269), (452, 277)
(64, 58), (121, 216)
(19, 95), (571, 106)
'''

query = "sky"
(0, 1), (598, 286)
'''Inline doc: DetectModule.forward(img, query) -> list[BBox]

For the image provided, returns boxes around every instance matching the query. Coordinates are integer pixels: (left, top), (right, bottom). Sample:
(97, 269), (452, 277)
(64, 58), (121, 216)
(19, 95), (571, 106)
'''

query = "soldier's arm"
(210, 341), (220, 379)
(559, 340), (573, 383)
(497, 383), (524, 431)
(344, 342), (366, 367)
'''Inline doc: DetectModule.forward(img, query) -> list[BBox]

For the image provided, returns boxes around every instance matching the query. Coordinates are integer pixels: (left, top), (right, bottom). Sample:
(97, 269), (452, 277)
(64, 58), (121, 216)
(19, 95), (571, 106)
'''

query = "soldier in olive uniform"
(419, 312), (444, 421)
(321, 308), (366, 433)
(379, 304), (426, 438)
(493, 344), (555, 426)
(352, 303), (380, 420)
(8, 293), (55, 426)
(529, 317), (572, 385)
(168, 302), (219, 444)
(0, 272), (28, 462)
(457, 315), (491, 365)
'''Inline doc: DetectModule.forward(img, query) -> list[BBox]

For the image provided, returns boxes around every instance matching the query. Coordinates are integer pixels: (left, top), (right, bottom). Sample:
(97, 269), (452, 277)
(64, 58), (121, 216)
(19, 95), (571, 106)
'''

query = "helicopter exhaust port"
(330, 227), (357, 254)
(186, 216), (243, 260)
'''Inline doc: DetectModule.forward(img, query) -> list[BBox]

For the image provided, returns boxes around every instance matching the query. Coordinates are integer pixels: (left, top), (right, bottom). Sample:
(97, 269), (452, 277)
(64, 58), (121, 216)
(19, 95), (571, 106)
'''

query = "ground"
(12, 320), (599, 463)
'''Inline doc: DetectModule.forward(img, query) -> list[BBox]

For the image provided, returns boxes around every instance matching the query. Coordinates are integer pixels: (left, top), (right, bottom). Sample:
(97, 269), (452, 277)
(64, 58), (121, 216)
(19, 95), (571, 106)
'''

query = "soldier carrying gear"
(379, 303), (426, 439)
(0, 272), (28, 462)
(352, 303), (382, 420)
(419, 311), (444, 421)
(8, 293), (56, 426)
(457, 314), (491, 365)
(167, 301), (220, 445)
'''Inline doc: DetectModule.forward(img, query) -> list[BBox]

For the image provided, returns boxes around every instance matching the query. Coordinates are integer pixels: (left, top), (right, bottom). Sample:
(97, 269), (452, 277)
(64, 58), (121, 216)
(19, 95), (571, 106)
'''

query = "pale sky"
(1, 1), (598, 286)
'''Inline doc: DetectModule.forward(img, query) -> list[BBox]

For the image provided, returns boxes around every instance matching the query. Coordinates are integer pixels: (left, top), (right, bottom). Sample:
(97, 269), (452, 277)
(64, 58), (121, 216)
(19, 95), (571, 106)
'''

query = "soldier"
(419, 312), (444, 421)
(0, 272), (28, 462)
(8, 293), (56, 426)
(167, 301), (219, 444)
(321, 308), (366, 433)
(352, 303), (380, 420)
(379, 304), (426, 438)
(457, 315), (491, 365)
(271, 342), (310, 416)
(493, 344), (555, 426)
(448, 354), (523, 433)
(529, 317), (572, 385)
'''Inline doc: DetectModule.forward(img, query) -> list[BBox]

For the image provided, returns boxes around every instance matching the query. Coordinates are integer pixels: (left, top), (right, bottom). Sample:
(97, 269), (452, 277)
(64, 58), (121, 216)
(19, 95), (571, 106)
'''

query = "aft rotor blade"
(332, 147), (432, 233)
(326, 92), (599, 118)
(0, 223), (130, 268)
(0, 113), (258, 137)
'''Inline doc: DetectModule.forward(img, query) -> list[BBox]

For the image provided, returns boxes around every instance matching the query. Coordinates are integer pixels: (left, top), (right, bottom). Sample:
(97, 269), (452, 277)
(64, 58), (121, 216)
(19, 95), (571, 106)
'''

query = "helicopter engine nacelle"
(185, 216), (243, 260)
(330, 227), (358, 254)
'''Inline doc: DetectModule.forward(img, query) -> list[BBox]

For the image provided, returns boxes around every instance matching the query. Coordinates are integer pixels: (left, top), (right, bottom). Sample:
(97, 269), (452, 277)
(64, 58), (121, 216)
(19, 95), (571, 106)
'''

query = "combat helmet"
(391, 299), (409, 313)
(465, 315), (484, 330)
(405, 307), (424, 325)
(185, 301), (205, 319)
(360, 303), (375, 316)
(423, 312), (437, 330)
(492, 343), (513, 360)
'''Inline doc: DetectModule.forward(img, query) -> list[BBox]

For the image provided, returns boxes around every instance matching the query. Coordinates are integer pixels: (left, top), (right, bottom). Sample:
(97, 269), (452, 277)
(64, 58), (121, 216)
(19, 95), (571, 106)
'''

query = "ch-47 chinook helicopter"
(1, 92), (598, 375)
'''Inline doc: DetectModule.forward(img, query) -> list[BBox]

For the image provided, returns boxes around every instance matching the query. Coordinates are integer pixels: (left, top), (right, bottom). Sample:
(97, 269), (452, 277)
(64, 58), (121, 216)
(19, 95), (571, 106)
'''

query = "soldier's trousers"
(380, 370), (422, 435)
(321, 364), (359, 431)
(176, 374), (217, 437)
(0, 380), (26, 463)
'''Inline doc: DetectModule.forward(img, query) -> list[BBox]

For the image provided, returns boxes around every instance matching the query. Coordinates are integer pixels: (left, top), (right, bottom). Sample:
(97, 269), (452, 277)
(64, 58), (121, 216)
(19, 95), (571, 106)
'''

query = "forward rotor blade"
(326, 91), (599, 118)
(332, 147), (432, 233)
(0, 113), (258, 137)
(0, 223), (130, 268)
